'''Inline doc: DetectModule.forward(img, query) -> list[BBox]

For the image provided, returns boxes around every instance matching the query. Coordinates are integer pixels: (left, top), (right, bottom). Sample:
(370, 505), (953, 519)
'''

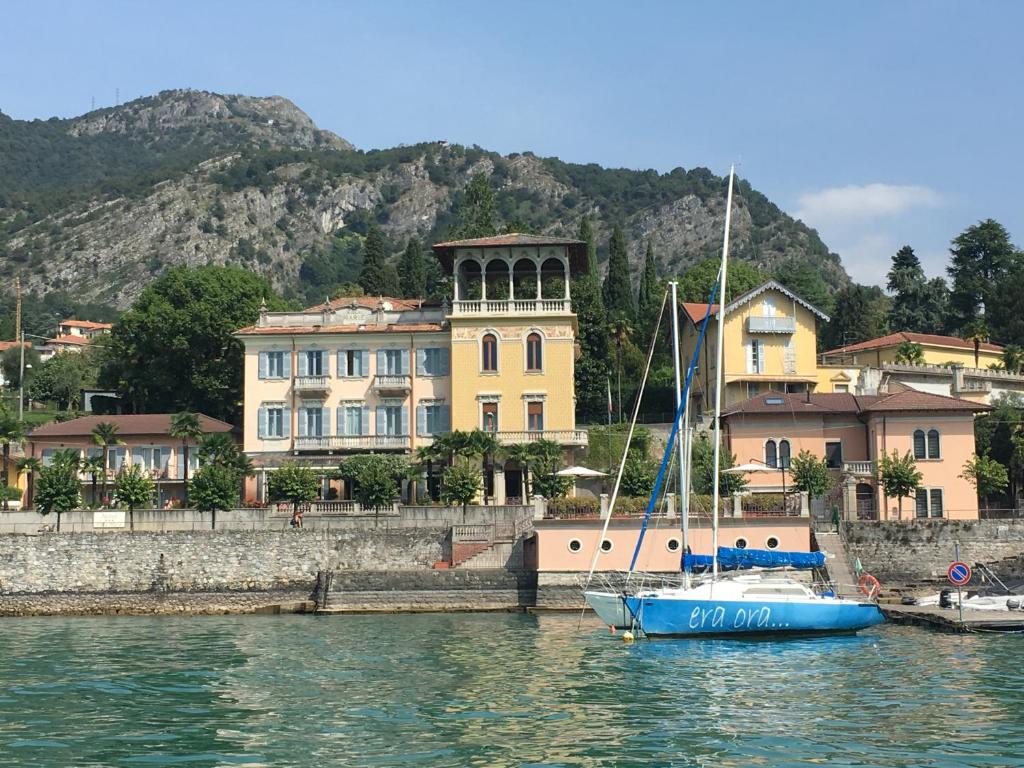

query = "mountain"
(0, 89), (846, 308)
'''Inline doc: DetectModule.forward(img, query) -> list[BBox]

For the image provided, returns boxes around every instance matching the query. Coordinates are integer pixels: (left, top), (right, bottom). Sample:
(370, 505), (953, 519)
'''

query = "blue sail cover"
(682, 547), (825, 572)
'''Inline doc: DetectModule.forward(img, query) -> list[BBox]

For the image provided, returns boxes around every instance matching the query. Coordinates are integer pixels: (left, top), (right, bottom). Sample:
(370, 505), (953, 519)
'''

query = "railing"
(451, 298), (572, 315)
(747, 315), (796, 333)
(372, 374), (412, 391)
(275, 500), (395, 515)
(294, 375), (331, 391)
(493, 429), (588, 446)
(452, 518), (533, 543)
(843, 461), (875, 476)
(294, 435), (410, 451)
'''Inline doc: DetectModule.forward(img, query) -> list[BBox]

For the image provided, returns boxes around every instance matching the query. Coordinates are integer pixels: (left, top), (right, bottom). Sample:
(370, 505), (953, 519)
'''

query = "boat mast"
(710, 165), (736, 580)
(669, 281), (689, 572)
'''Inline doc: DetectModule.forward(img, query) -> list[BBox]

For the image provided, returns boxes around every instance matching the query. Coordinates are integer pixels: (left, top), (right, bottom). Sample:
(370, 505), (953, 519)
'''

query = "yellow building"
(235, 234), (588, 504)
(680, 280), (830, 410)
(819, 332), (1004, 370)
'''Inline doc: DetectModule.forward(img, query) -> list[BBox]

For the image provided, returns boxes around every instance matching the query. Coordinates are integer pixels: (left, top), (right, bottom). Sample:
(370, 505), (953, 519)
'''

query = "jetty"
(881, 603), (1024, 633)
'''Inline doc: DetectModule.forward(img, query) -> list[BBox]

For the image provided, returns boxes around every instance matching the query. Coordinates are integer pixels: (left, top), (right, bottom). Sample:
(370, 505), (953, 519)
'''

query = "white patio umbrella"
(555, 465), (609, 477)
(723, 463), (778, 474)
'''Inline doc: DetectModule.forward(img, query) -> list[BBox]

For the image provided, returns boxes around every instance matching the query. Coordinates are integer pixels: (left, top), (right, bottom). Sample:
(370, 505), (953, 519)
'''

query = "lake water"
(1, 613), (1022, 767)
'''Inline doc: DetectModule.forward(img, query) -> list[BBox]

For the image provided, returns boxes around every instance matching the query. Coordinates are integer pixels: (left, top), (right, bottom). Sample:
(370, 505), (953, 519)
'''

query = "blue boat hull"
(623, 596), (885, 637)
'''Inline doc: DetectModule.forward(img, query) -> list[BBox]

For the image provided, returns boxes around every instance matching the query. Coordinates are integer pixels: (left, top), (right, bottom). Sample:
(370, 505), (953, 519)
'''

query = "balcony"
(451, 299), (572, 316)
(294, 435), (411, 452)
(842, 461), (875, 476)
(493, 429), (589, 446)
(372, 374), (412, 394)
(747, 316), (796, 334)
(293, 375), (331, 393)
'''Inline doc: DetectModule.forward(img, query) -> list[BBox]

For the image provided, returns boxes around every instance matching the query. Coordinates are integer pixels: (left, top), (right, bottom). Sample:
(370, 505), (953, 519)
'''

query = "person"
(831, 504), (841, 533)
(290, 508), (303, 528)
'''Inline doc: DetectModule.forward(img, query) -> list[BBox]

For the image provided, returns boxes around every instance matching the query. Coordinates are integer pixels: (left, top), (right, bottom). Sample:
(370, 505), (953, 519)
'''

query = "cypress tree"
(578, 215), (599, 280)
(358, 224), (398, 297)
(602, 226), (635, 319)
(636, 241), (660, 331)
(454, 172), (498, 239)
(572, 216), (610, 421)
(398, 237), (427, 299)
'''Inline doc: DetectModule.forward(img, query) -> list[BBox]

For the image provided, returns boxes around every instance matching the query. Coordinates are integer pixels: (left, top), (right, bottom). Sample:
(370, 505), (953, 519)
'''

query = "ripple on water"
(1, 615), (1023, 767)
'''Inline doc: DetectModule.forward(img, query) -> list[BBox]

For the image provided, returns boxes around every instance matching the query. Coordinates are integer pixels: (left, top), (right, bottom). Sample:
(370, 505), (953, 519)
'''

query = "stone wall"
(0, 528), (448, 595)
(322, 569), (536, 612)
(843, 520), (1024, 584)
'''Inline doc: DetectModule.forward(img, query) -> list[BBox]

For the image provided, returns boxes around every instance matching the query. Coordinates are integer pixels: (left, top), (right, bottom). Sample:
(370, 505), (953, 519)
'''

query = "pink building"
(722, 390), (991, 521)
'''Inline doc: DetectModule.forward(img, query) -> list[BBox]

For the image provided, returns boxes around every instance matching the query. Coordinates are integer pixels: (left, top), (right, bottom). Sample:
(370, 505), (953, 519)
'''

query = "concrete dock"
(881, 603), (1024, 633)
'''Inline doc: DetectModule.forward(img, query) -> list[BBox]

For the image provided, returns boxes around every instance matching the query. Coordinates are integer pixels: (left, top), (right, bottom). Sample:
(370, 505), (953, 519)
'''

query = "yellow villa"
(680, 280), (830, 410)
(236, 233), (588, 505)
(819, 331), (1004, 370)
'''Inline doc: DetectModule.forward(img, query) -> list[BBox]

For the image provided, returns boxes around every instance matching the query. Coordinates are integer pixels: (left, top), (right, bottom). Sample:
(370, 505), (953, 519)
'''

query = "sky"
(2, 0), (1022, 287)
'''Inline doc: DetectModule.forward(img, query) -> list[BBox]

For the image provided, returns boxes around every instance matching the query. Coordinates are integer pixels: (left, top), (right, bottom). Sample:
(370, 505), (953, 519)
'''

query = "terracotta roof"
(0, 340), (30, 351)
(29, 414), (234, 439)
(432, 233), (588, 275)
(236, 323), (446, 336)
(681, 281), (829, 325)
(682, 302), (719, 324)
(60, 319), (112, 330)
(723, 390), (990, 417)
(302, 296), (425, 312)
(48, 334), (91, 346)
(823, 331), (1003, 356)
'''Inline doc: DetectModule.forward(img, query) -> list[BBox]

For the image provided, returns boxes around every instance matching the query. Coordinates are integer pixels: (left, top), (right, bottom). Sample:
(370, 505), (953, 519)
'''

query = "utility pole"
(18, 331), (25, 421)
(14, 276), (21, 342)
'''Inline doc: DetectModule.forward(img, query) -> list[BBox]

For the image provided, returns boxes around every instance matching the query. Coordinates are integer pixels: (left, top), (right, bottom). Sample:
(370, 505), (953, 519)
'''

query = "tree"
(197, 432), (253, 479)
(99, 266), (286, 422)
(1001, 344), (1024, 374)
(893, 341), (925, 365)
(974, 393), (1024, 500)
(960, 454), (1009, 511)
(114, 463), (154, 531)
(608, 313), (634, 421)
(81, 454), (105, 507)
(571, 216), (610, 422)
(27, 350), (98, 410)
(679, 257), (766, 304)
(773, 258), (834, 315)
(16, 456), (41, 509)
(789, 450), (833, 503)
(578, 215), (599, 281)
(358, 224), (399, 297)
(947, 219), (1020, 336)
(189, 464), (240, 529)
(603, 226), (635, 319)
(35, 449), (81, 531)
(90, 421), (121, 507)
(528, 439), (572, 500)
(0, 344), (40, 391)
(620, 450), (657, 498)
(338, 454), (406, 511)
(821, 284), (890, 350)
(877, 450), (923, 521)
(398, 237), (427, 299)
(636, 241), (661, 339)
(453, 172), (498, 239)
(268, 462), (320, 518)
(0, 407), (25, 511)
(441, 460), (482, 516)
(503, 443), (536, 502)
(169, 412), (204, 508)
(886, 246), (949, 334)
(691, 434), (747, 496)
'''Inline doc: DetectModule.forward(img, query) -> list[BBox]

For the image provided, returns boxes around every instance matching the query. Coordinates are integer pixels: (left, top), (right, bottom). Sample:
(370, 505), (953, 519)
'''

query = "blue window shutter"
(258, 406), (268, 438)
(375, 350), (384, 376)
(337, 351), (347, 377)
(337, 407), (345, 436)
(258, 352), (268, 379)
(416, 404), (426, 436)
(282, 410), (291, 439)
(376, 406), (386, 435)
(441, 348), (450, 375)
(361, 405), (370, 435)
(359, 350), (368, 376)
(401, 406), (409, 435)
(297, 352), (308, 377)
(441, 405), (451, 431)
(297, 408), (307, 437)
(401, 350), (410, 376)
(283, 353), (291, 378)
(321, 407), (330, 436)
(416, 349), (426, 376)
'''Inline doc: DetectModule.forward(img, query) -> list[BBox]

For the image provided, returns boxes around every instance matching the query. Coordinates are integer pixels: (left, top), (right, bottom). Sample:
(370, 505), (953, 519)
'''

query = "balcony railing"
(372, 374), (412, 393)
(293, 375), (331, 392)
(493, 429), (589, 446)
(843, 461), (875, 476)
(451, 299), (572, 315)
(294, 435), (411, 451)
(747, 316), (796, 333)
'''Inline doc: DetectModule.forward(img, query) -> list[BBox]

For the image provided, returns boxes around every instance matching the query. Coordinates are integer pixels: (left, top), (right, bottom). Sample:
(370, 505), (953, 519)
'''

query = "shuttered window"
(913, 429), (926, 459)
(527, 401), (544, 432)
(765, 439), (777, 468)
(929, 489), (944, 518)
(927, 429), (940, 459)
(482, 402), (498, 432)
(779, 439), (792, 469)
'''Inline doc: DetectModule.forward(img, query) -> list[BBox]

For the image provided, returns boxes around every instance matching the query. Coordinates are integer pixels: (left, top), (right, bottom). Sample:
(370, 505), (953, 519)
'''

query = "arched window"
(526, 333), (542, 371)
(482, 334), (498, 372)
(765, 439), (777, 468)
(927, 429), (940, 459)
(913, 429), (926, 459)
(779, 439), (791, 469)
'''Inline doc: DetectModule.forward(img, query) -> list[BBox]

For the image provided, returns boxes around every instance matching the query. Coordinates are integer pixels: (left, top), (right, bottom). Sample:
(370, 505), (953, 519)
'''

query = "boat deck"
(881, 603), (1024, 633)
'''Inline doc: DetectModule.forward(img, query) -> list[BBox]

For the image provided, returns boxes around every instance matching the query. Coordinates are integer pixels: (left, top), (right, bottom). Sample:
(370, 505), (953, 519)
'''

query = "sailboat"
(583, 166), (885, 637)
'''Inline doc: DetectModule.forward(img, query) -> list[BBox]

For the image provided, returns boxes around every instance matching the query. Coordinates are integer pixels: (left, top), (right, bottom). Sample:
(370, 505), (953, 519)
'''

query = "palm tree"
(91, 421), (122, 507)
(608, 312), (634, 421)
(169, 412), (204, 507)
(1002, 344), (1024, 374)
(0, 408), (26, 511)
(16, 456), (42, 510)
(82, 455), (105, 507)
(503, 442), (535, 502)
(464, 429), (501, 505)
(412, 445), (439, 502)
(962, 321), (988, 369)
(893, 341), (925, 366)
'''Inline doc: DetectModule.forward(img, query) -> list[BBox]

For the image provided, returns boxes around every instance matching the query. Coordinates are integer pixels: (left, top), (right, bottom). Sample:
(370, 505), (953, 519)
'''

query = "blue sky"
(2, 0), (1021, 286)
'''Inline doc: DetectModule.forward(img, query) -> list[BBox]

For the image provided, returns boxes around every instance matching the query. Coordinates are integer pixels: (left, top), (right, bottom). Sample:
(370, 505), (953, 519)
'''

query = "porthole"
(567, 538), (583, 553)
(600, 539), (614, 553)
(734, 537), (748, 549)
(666, 538), (681, 552)
(765, 536), (780, 550)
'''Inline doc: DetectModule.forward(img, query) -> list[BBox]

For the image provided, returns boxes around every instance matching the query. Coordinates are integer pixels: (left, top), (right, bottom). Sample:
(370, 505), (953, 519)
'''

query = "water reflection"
(0, 615), (1022, 767)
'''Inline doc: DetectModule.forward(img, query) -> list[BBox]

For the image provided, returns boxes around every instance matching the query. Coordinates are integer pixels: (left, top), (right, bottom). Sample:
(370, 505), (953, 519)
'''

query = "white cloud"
(794, 183), (942, 228)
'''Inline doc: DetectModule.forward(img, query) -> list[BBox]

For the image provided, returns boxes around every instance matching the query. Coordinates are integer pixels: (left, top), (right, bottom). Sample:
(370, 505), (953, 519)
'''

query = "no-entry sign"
(948, 561), (972, 586)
